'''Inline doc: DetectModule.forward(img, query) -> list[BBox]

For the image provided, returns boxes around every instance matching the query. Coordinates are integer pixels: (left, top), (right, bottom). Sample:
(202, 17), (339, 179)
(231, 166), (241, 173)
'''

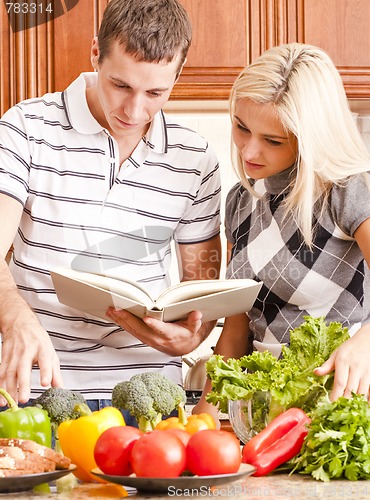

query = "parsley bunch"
(291, 394), (370, 481)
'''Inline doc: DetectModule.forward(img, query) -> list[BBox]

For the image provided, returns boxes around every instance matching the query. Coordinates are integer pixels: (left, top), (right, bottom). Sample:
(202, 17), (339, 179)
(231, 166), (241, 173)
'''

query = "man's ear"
(91, 37), (100, 71)
(175, 57), (187, 83)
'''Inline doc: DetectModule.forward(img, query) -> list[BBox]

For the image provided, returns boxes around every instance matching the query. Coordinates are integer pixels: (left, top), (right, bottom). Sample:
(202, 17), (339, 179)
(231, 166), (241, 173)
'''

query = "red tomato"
(166, 428), (191, 447)
(94, 426), (142, 476)
(130, 430), (186, 478)
(186, 429), (242, 476)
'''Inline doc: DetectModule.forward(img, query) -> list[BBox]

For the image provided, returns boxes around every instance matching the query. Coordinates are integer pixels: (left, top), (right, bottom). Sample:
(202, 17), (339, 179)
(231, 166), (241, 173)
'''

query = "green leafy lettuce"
(290, 393), (370, 481)
(205, 316), (349, 419)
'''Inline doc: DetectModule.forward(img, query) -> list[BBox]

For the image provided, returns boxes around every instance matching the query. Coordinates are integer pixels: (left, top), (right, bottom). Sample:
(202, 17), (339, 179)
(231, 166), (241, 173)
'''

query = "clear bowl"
(228, 391), (272, 444)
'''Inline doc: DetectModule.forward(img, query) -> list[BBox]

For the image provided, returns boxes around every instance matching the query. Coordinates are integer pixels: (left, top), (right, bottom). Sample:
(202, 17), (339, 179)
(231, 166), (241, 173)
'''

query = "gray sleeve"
(331, 173), (370, 237)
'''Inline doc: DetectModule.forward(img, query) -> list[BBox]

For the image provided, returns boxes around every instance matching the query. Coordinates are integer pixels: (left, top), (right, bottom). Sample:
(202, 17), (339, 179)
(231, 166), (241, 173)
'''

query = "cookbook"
(50, 267), (262, 323)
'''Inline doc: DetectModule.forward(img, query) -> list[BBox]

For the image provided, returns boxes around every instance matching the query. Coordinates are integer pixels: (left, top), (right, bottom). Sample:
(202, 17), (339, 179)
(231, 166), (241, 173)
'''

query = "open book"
(50, 268), (262, 323)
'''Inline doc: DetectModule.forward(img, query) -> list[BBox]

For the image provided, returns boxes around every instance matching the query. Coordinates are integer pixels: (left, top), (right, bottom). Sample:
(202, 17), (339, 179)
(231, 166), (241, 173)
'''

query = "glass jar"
(228, 391), (272, 444)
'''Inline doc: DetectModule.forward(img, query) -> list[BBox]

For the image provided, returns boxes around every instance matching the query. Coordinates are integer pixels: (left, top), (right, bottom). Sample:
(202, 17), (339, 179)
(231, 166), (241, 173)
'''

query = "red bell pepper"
(241, 407), (310, 476)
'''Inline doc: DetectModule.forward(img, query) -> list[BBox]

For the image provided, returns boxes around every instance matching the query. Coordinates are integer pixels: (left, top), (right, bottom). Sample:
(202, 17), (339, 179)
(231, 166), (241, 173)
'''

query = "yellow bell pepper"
(155, 407), (216, 434)
(58, 405), (125, 482)
(185, 413), (217, 434)
(155, 416), (186, 431)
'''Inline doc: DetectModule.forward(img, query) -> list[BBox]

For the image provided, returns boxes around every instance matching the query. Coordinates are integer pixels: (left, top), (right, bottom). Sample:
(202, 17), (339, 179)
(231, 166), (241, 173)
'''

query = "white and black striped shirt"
(0, 73), (221, 397)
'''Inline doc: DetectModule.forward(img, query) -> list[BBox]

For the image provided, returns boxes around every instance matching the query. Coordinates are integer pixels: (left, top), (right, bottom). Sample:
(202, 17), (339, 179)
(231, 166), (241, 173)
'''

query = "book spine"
(146, 309), (164, 320)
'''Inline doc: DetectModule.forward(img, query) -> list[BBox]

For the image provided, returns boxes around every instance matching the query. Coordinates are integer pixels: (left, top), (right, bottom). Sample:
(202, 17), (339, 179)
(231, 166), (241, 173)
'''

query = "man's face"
(90, 39), (181, 138)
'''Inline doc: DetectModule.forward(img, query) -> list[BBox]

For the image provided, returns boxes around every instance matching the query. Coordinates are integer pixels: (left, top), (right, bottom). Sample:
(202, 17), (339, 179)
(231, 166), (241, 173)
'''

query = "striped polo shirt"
(0, 72), (221, 398)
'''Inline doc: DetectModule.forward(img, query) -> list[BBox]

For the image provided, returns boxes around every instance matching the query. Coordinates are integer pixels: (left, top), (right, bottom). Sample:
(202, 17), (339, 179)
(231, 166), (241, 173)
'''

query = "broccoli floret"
(32, 387), (87, 452)
(112, 372), (186, 432)
(32, 387), (87, 426)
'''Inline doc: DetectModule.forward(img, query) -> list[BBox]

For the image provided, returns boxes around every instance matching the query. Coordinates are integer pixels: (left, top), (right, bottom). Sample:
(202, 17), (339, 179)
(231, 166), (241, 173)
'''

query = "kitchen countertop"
(4, 474), (370, 499)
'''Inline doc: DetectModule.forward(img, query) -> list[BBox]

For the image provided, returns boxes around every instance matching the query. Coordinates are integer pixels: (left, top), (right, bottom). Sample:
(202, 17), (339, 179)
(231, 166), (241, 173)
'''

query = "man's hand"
(0, 314), (63, 405)
(106, 307), (214, 356)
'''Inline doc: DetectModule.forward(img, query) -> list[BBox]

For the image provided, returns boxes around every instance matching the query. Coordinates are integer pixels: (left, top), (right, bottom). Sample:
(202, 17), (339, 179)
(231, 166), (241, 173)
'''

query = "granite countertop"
(3, 474), (370, 500)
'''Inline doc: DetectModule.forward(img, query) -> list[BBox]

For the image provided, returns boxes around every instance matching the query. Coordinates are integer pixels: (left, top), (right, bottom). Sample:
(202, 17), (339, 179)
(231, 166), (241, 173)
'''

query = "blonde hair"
(230, 43), (370, 247)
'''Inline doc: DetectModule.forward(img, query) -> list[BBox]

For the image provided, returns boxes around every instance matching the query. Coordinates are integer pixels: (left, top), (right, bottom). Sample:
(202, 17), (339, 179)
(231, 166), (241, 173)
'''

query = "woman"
(195, 43), (370, 420)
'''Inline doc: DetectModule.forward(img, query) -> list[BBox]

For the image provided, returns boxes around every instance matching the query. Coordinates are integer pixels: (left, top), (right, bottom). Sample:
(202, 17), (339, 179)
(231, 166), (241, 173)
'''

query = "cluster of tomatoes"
(94, 424), (242, 478)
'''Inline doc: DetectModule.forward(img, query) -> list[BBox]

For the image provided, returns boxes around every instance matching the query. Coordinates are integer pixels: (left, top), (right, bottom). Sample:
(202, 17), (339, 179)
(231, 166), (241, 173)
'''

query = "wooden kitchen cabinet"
(175, 0), (370, 99)
(295, 0), (370, 98)
(1, 0), (370, 115)
(0, 0), (108, 116)
(173, 0), (249, 99)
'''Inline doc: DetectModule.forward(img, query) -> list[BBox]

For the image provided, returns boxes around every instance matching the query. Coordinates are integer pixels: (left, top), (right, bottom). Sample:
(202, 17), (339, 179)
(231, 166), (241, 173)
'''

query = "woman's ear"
(90, 37), (100, 71)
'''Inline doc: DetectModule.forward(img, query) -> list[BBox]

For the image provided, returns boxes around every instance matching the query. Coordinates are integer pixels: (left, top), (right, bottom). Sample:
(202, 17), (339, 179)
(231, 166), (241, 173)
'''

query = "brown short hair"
(97, 0), (192, 72)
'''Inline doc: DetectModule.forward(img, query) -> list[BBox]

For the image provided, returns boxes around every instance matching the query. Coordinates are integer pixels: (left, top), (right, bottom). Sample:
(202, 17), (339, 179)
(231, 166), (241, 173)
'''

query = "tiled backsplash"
(356, 113), (370, 152)
(165, 101), (237, 283)
(165, 100), (370, 365)
(164, 102), (237, 363)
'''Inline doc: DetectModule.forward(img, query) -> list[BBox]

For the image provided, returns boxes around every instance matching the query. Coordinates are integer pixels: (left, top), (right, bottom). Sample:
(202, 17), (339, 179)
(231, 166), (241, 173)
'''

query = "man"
(0, 0), (221, 414)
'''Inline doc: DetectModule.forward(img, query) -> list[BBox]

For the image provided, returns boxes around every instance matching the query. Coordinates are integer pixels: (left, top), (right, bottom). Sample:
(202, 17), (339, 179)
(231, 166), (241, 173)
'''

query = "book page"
(156, 279), (258, 308)
(52, 268), (154, 309)
(158, 280), (263, 322)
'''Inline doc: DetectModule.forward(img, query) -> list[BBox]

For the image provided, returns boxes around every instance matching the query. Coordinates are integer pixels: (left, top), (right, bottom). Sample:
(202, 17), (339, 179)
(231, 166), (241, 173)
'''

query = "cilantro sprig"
(290, 393), (370, 481)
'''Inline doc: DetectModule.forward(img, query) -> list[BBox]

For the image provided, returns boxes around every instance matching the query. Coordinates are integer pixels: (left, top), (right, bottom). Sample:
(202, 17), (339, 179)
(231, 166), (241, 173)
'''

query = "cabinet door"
(174, 0), (249, 99)
(0, 0), (107, 116)
(256, 0), (370, 99)
(296, 0), (370, 98)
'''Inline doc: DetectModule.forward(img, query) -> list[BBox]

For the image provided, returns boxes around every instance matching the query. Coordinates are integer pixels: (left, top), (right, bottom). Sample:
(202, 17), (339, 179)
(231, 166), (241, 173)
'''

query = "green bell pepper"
(0, 388), (52, 447)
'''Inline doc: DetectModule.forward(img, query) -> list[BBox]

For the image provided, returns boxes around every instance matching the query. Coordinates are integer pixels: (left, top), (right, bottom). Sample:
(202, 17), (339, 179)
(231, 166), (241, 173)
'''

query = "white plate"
(0, 465), (77, 493)
(91, 463), (256, 493)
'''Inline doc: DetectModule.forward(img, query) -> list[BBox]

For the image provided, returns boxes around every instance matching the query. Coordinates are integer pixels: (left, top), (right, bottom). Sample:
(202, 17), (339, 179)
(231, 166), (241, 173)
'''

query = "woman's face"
(232, 99), (298, 180)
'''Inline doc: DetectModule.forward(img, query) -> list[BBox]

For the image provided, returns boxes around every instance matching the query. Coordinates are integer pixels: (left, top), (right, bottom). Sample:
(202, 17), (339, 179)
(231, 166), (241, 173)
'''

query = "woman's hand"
(314, 323), (370, 401)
